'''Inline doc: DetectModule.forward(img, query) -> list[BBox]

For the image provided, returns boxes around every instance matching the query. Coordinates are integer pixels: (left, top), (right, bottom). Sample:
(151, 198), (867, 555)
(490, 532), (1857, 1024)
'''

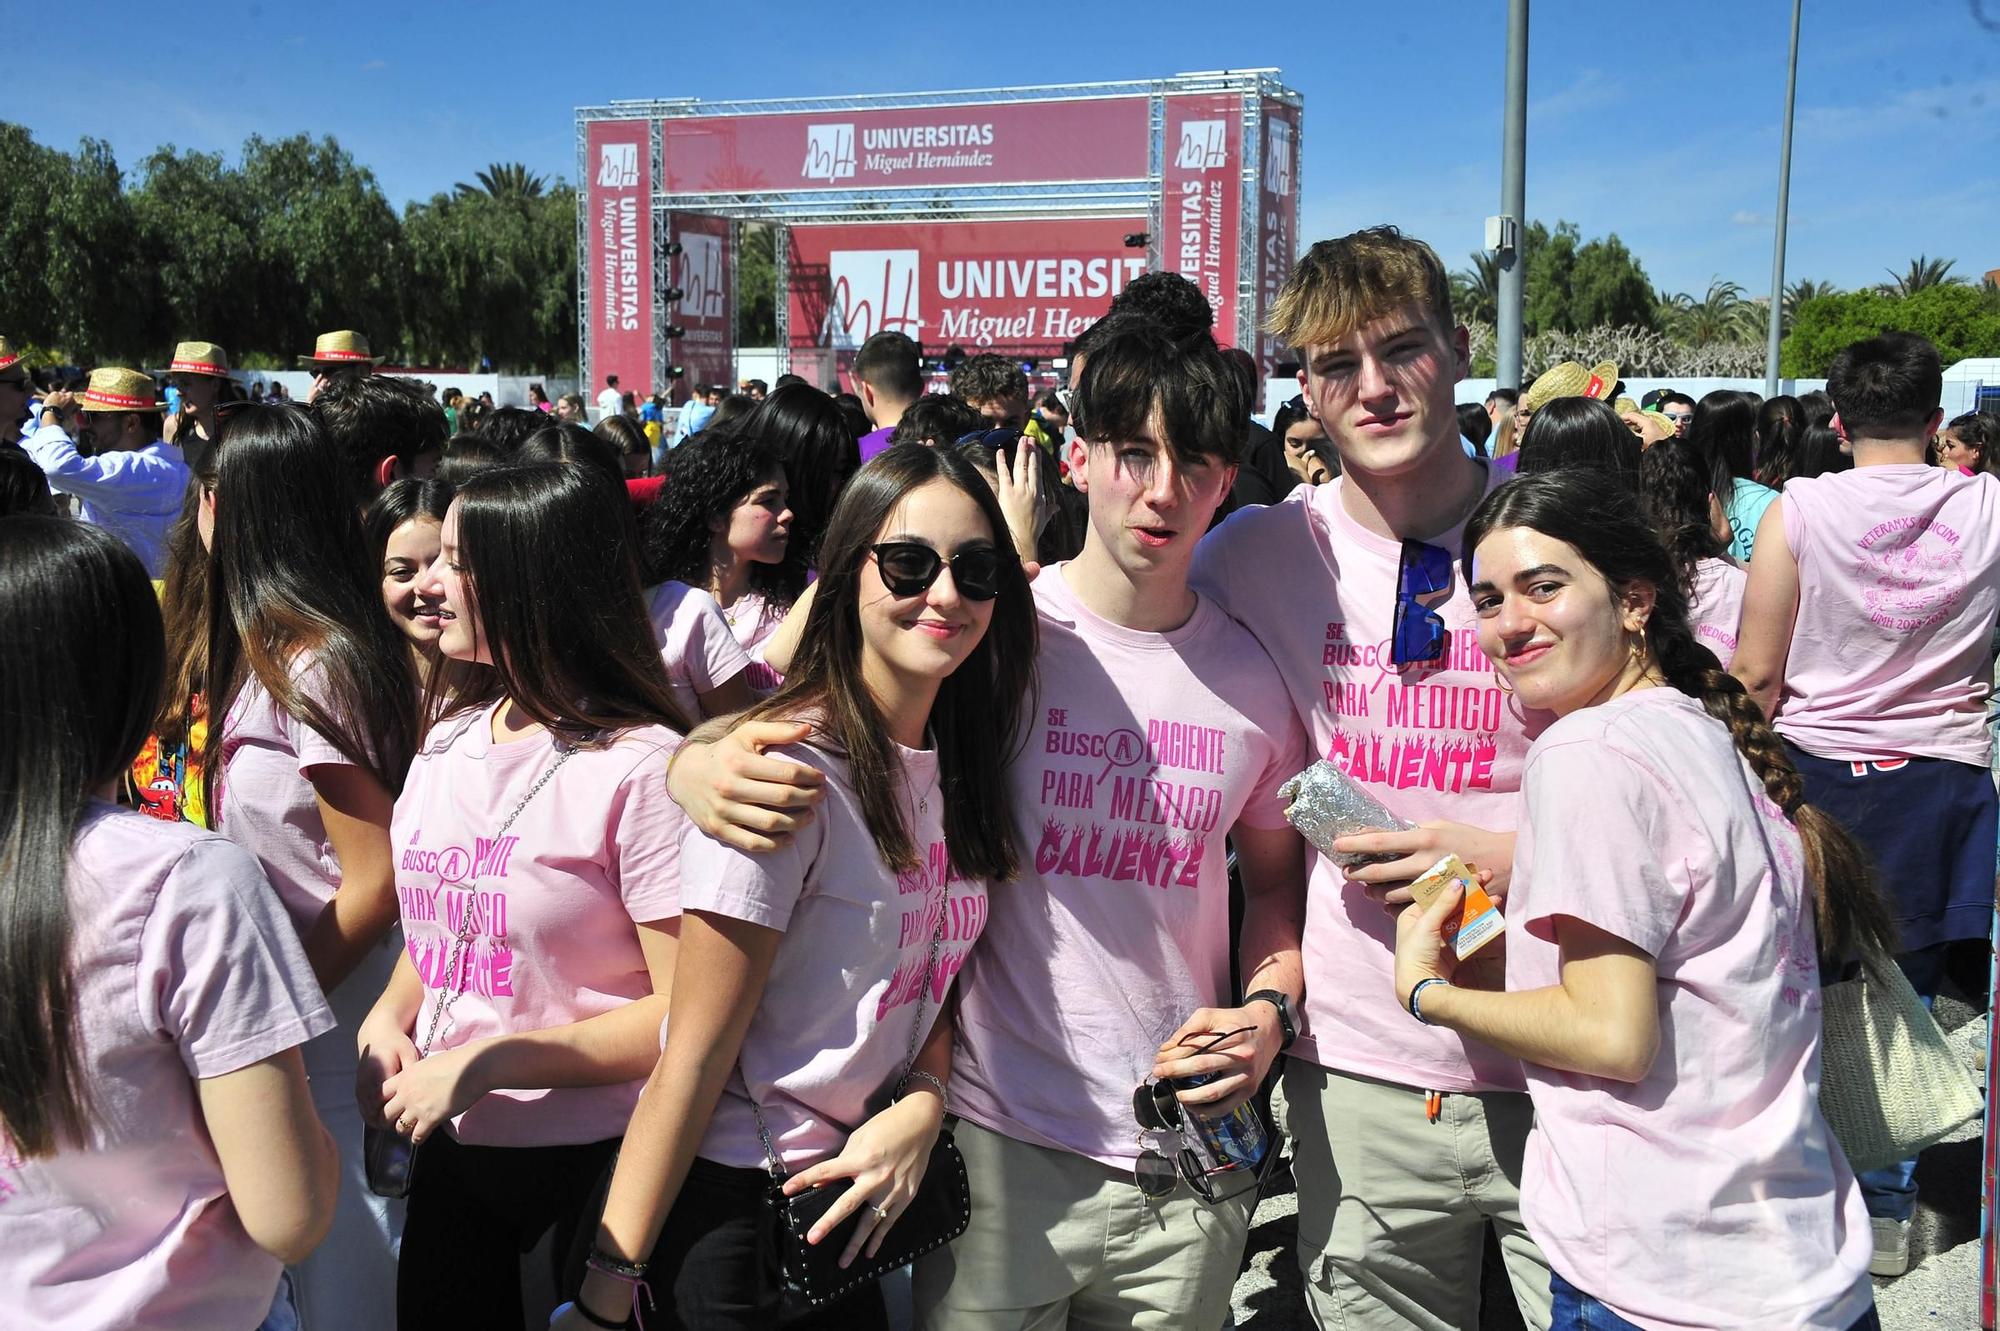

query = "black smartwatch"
(1245, 989), (1297, 1051)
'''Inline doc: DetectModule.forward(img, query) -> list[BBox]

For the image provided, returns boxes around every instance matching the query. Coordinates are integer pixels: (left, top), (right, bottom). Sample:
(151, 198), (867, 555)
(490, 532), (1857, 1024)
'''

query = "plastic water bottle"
(1172, 1073), (1268, 1171)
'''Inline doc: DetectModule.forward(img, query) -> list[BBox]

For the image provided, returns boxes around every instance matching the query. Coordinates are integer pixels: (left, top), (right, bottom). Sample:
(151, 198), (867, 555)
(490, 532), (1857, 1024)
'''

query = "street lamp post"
(1765, 0), (1803, 397)
(1496, 0), (1529, 391)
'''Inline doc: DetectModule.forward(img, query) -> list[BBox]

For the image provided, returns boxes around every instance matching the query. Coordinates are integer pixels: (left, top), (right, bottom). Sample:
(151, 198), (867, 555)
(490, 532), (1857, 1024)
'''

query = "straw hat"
(1521, 359), (1620, 414)
(300, 330), (384, 368)
(76, 367), (165, 413)
(0, 335), (24, 375)
(169, 341), (231, 377)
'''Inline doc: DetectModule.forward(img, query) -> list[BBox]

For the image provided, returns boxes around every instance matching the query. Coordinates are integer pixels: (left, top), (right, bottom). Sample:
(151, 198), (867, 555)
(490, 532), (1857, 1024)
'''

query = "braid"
(1649, 606), (1897, 966)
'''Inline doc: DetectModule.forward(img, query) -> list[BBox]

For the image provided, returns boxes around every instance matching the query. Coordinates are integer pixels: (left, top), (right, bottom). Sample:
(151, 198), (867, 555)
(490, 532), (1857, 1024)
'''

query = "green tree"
(1450, 251), (1499, 326)
(455, 162), (548, 200)
(130, 146), (260, 360)
(1674, 279), (1760, 346)
(1781, 283), (2000, 375)
(1782, 278), (1841, 334)
(1567, 233), (1655, 331)
(403, 183), (575, 371)
(42, 138), (150, 363)
(1879, 255), (1960, 298)
(1522, 220), (1578, 335)
(737, 224), (778, 346)
(0, 124), (64, 353)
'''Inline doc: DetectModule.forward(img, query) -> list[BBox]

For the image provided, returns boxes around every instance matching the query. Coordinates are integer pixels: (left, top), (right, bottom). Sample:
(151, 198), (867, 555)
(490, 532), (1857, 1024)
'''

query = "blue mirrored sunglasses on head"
(1391, 539), (1453, 666)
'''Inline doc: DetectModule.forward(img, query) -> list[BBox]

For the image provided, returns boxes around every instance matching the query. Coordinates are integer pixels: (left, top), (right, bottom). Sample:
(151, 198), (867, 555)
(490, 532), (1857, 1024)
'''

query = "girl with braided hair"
(1391, 469), (1887, 1331)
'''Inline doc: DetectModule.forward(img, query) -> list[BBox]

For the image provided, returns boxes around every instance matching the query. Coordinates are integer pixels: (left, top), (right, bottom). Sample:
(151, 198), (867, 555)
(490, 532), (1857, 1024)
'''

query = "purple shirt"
(858, 426), (896, 463)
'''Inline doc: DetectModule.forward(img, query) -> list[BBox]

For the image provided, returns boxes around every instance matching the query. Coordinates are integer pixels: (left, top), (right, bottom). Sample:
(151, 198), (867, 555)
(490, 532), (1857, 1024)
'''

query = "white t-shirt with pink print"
(1508, 686), (1872, 1331)
(391, 703), (684, 1147)
(1191, 472), (1549, 1093)
(1773, 464), (2000, 765)
(949, 564), (1309, 1168)
(678, 738), (985, 1172)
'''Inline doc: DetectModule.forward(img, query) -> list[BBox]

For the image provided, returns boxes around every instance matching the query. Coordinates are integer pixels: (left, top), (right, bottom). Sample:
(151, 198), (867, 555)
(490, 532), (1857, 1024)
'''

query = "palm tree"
(455, 162), (548, 201)
(1781, 278), (1841, 333)
(1451, 252), (1500, 326)
(1879, 255), (1960, 298)
(1676, 279), (1759, 346)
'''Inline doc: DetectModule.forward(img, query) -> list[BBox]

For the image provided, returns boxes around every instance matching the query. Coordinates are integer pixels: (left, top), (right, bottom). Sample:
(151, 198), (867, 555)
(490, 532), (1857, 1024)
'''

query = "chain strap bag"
(364, 745), (577, 1198)
(748, 886), (972, 1313)
(1818, 951), (1982, 1174)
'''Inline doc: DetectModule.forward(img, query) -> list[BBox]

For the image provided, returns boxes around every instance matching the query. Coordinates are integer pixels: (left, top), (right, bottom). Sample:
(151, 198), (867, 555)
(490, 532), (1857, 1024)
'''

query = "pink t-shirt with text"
(1689, 556), (1747, 663)
(679, 739), (986, 1171)
(1191, 473), (1548, 1092)
(0, 805), (331, 1331)
(391, 704), (684, 1147)
(1509, 687), (1871, 1331)
(1774, 465), (2000, 764)
(215, 659), (363, 939)
(647, 582), (753, 724)
(950, 567), (1309, 1167)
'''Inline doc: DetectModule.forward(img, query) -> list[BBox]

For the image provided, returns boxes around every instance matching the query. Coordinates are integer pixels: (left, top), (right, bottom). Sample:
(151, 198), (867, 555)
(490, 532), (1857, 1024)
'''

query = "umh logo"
(802, 124), (857, 181)
(597, 143), (639, 189)
(824, 250), (920, 349)
(680, 232), (725, 320)
(1266, 119), (1294, 196)
(1174, 120), (1228, 171)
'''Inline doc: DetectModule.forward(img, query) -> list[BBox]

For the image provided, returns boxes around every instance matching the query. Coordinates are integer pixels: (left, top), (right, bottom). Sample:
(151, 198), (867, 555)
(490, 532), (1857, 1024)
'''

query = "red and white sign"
(667, 211), (733, 402)
(1161, 94), (1242, 348)
(585, 119), (654, 395)
(1254, 99), (1303, 374)
(663, 99), (1150, 193)
(787, 219), (1149, 361)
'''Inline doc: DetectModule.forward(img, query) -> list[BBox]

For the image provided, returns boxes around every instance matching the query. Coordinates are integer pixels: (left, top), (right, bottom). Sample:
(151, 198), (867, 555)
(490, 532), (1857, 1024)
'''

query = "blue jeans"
(258, 1272), (301, 1331)
(1550, 1272), (1879, 1330)
(1857, 944), (1948, 1222)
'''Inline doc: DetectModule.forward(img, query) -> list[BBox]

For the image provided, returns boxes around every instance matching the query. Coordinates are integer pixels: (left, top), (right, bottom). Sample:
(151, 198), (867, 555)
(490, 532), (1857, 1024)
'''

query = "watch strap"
(1245, 989), (1296, 1050)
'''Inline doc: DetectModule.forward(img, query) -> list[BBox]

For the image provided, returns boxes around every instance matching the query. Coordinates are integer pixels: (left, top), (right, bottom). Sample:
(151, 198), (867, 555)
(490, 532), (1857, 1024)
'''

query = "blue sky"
(9, 0), (1997, 299)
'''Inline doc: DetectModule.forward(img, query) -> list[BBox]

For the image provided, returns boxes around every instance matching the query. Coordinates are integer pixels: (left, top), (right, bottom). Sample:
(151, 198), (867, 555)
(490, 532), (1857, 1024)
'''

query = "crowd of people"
(0, 223), (1993, 1331)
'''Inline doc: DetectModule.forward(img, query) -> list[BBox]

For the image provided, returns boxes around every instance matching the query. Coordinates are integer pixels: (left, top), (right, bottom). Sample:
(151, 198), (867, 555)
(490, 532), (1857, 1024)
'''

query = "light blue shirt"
(1726, 476), (1779, 564)
(24, 422), (190, 576)
(671, 401), (715, 447)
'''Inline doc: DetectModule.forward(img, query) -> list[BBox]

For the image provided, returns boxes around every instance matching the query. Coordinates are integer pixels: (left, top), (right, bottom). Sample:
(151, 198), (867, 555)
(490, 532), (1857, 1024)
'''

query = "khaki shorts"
(1286, 1062), (1551, 1331)
(912, 1119), (1253, 1331)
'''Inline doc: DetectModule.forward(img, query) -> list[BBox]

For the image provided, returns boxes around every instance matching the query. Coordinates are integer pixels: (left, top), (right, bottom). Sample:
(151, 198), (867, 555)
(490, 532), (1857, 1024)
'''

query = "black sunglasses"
(1129, 1027), (1281, 1204)
(869, 542), (1004, 601)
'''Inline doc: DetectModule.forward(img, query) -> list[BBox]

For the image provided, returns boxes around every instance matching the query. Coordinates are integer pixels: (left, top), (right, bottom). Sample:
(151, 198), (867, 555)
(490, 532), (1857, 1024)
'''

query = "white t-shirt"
(596, 387), (624, 421)
(950, 565), (1308, 1167)
(679, 739), (985, 1171)
(1511, 687), (1872, 1331)
(1191, 473), (1550, 1092)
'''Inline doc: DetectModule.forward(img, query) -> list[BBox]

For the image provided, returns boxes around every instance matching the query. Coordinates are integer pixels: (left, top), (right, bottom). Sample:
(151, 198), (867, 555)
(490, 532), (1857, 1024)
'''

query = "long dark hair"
(0, 519), (164, 1157)
(1687, 389), (1762, 503)
(1464, 470), (1895, 965)
(748, 444), (1035, 880)
(742, 383), (860, 577)
(363, 475), (456, 563)
(428, 463), (691, 741)
(1515, 397), (1641, 483)
(1637, 438), (1729, 601)
(640, 433), (802, 606)
(155, 441), (217, 745)
(202, 404), (419, 799)
(1754, 395), (1801, 485)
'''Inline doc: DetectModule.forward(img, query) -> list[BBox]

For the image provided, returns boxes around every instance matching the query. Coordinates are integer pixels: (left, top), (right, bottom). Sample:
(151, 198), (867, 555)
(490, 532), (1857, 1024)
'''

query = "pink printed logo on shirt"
(877, 839), (983, 1020)
(1031, 709), (1229, 891)
(400, 832), (526, 998)
(1858, 515), (1968, 632)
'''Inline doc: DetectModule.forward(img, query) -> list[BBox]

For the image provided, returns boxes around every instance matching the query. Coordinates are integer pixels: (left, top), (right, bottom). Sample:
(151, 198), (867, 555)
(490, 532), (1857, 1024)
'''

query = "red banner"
(663, 99), (1150, 193)
(585, 119), (654, 396)
(1161, 94), (1243, 349)
(1254, 100), (1302, 375)
(787, 219), (1149, 363)
(667, 211), (733, 402)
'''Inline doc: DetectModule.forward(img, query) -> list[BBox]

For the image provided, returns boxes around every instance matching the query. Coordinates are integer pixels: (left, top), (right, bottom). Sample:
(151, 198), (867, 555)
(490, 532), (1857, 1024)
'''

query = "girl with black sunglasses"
(563, 444), (1036, 1330)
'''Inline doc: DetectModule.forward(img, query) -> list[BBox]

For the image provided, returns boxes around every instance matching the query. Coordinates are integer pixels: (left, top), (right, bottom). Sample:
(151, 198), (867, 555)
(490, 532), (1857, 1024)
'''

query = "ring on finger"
(869, 1202), (892, 1220)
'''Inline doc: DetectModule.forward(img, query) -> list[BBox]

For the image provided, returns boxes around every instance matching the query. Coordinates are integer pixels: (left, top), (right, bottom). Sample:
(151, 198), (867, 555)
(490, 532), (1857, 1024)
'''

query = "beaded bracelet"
(1408, 977), (1451, 1026)
(583, 1248), (654, 1331)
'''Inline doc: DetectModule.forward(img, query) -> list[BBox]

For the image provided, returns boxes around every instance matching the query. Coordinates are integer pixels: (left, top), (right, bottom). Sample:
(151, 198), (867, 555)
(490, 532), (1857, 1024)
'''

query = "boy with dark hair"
(670, 320), (1311, 1330)
(1732, 330), (2000, 1278)
(1107, 270), (1215, 339)
(853, 331), (925, 461)
(311, 373), (449, 499)
(1188, 224), (1555, 1330)
(887, 393), (984, 449)
(950, 354), (1030, 430)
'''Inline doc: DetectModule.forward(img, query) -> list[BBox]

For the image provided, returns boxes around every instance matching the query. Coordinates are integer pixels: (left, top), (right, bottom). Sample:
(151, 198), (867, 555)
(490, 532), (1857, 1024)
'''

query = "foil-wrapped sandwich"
(1278, 761), (1414, 867)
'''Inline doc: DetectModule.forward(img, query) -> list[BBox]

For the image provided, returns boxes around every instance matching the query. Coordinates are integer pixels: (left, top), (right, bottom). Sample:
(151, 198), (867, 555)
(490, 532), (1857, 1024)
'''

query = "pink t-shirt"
(647, 582), (753, 724)
(0, 804), (332, 1331)
(1191, 473), (1548, 1092)
(1774, 465), (2000, 765)
(722, 589), (787, 695)
(215, 659), (363, 939)
(391, 704), (684, 1147)
(679, 739), (985, 1171)
(950, 565), (1308, 1167)
(1689, 556), (1747, 663)
(1509, 687), (1872, 1331)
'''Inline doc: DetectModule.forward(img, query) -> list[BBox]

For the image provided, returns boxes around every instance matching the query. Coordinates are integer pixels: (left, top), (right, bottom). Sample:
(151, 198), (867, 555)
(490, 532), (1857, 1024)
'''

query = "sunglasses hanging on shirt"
(1391, 538), (1453, 667)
